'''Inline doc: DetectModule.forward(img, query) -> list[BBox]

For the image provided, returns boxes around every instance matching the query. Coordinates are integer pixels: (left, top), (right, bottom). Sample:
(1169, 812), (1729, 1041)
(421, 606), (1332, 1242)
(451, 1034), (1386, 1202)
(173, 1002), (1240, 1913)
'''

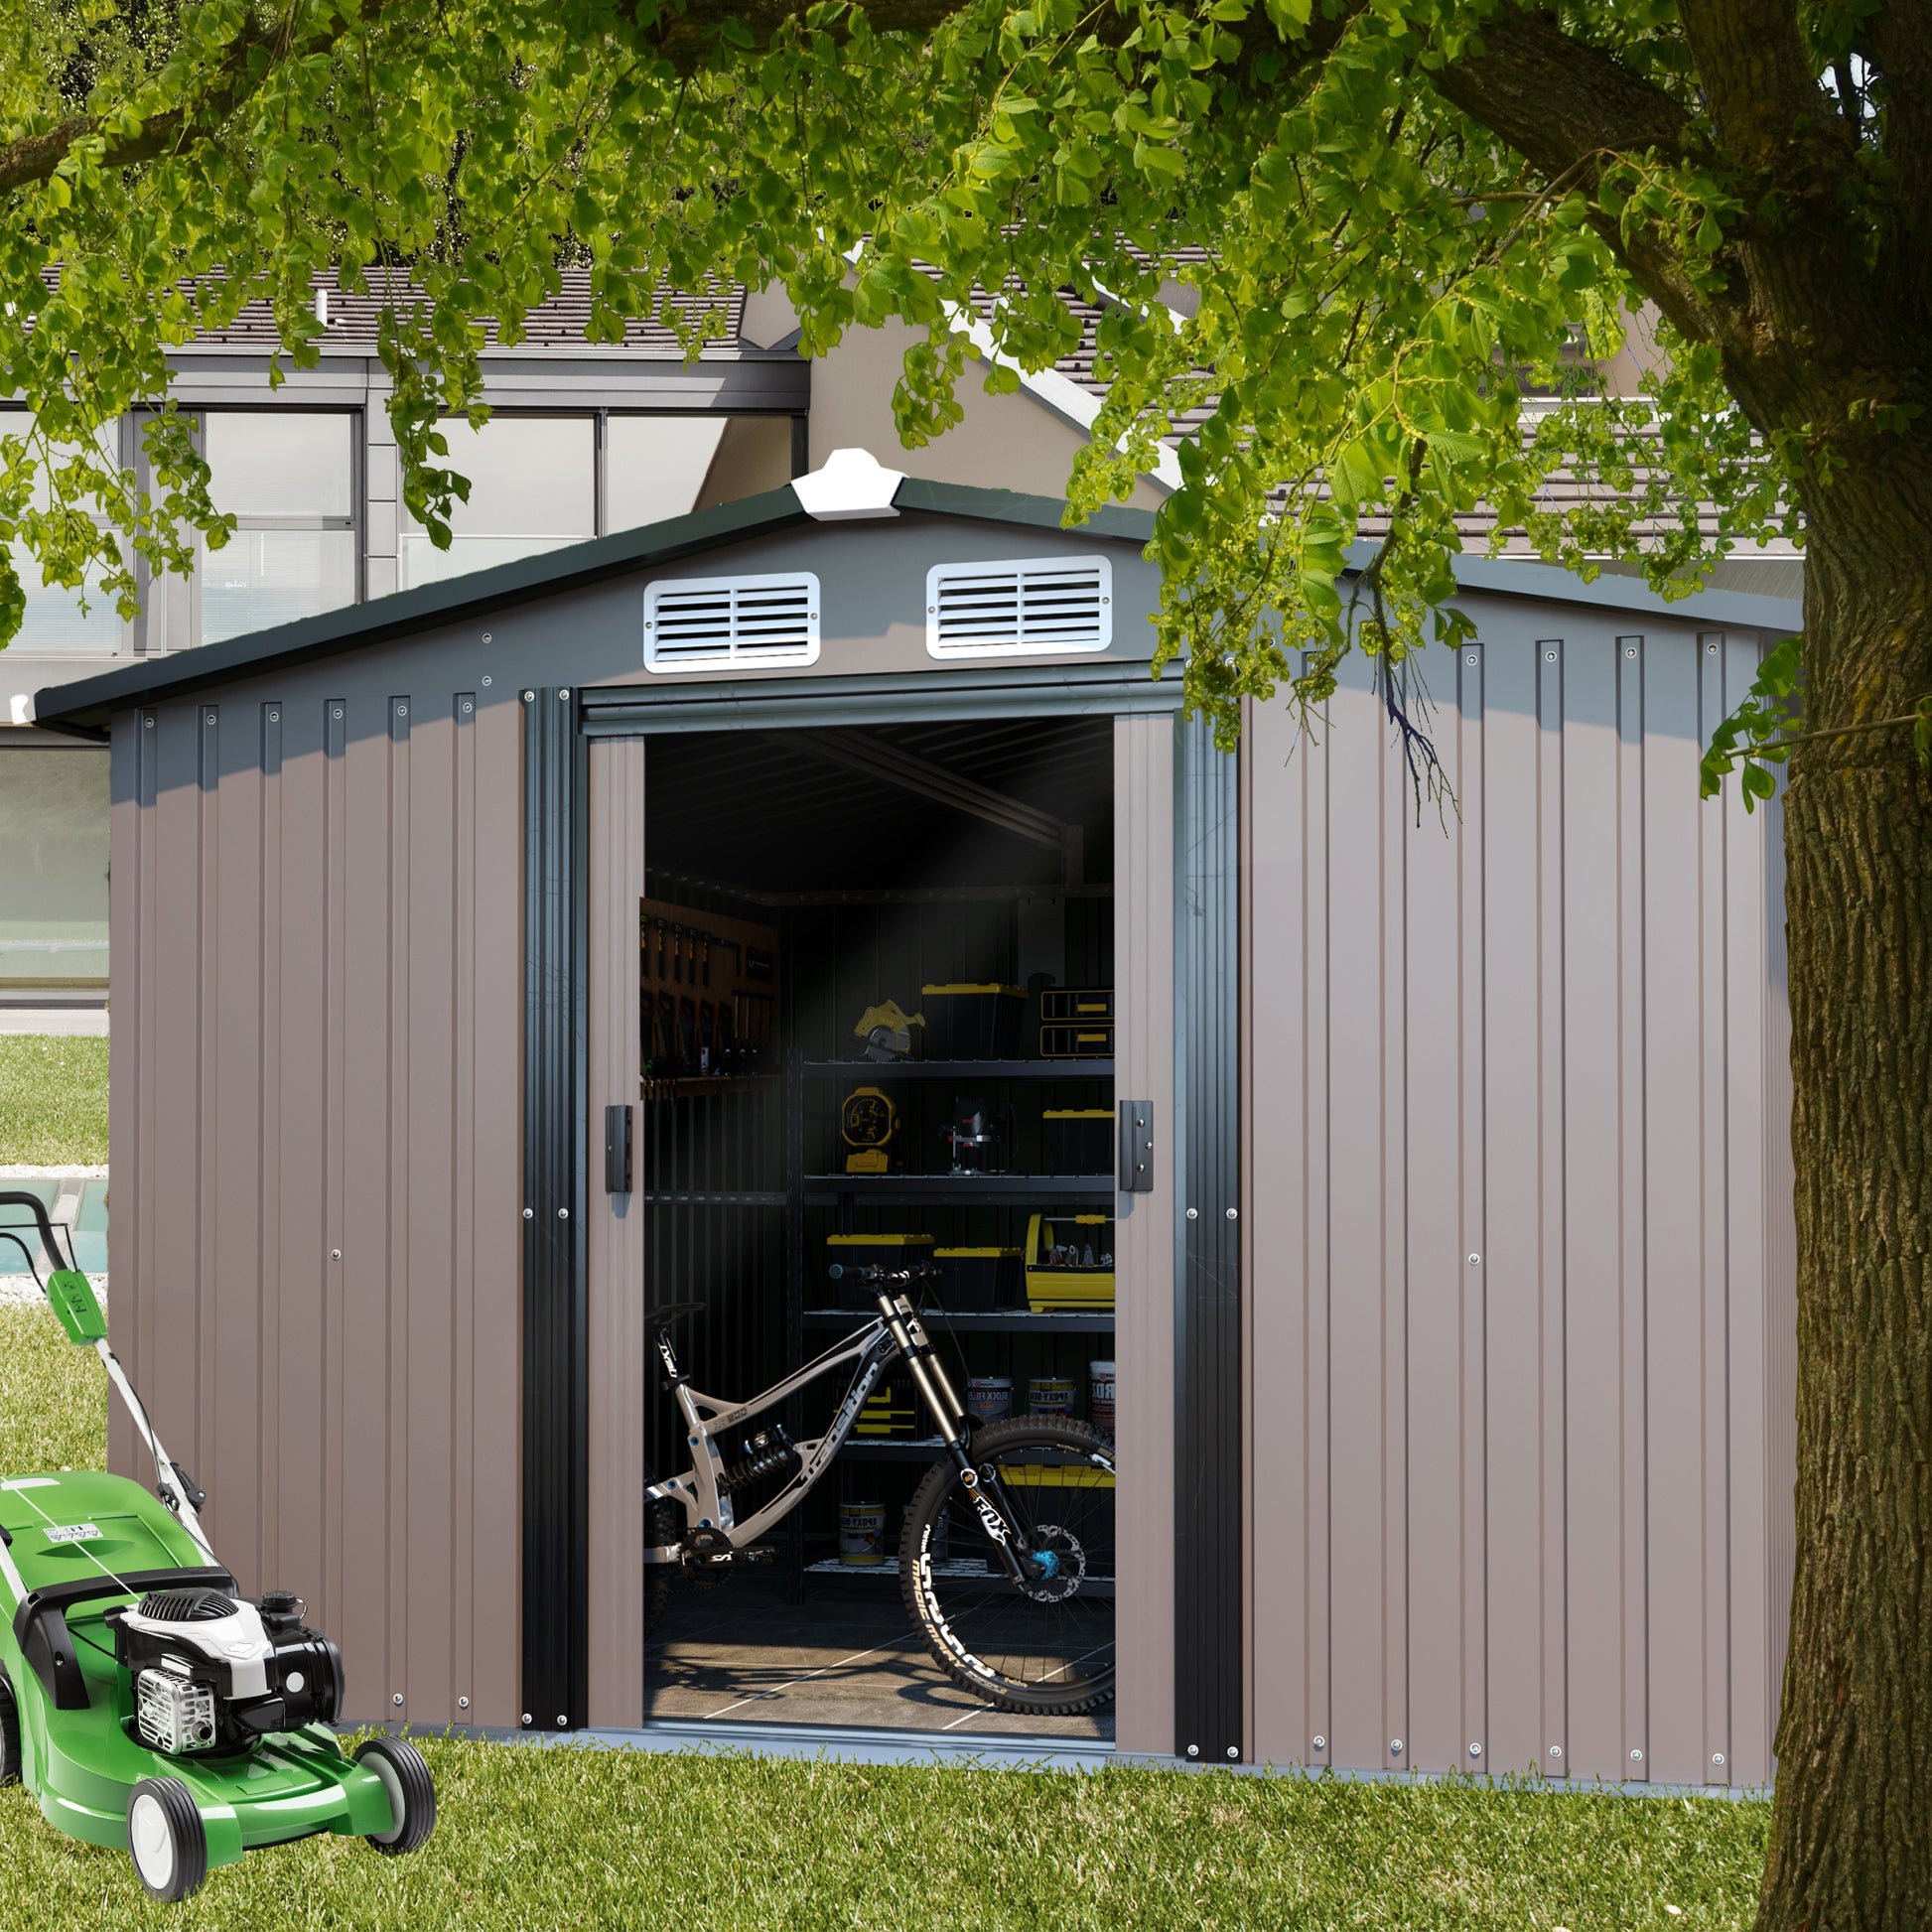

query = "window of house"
(0, 413), (126, 654)
(198, 412), (357, 644)
(0, 744), (109, 988)
(608, 415), (792, 530)
(399, 416), (595, 589)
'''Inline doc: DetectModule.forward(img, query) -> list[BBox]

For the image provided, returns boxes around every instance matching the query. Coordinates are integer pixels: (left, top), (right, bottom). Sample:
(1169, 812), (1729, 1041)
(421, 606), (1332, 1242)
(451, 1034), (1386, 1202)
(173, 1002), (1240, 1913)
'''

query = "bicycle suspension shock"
(717, 1424), (799, 1496)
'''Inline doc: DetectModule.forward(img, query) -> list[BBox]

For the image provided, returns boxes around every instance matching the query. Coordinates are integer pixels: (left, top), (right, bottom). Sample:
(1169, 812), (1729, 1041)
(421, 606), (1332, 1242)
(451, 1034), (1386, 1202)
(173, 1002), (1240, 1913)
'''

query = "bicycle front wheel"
(899, 1417), (1116, 1715)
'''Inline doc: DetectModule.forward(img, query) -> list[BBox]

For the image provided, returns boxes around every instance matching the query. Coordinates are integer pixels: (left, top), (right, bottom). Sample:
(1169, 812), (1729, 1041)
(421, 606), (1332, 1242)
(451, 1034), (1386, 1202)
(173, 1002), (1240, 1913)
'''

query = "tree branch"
(0, 4), (375, 199)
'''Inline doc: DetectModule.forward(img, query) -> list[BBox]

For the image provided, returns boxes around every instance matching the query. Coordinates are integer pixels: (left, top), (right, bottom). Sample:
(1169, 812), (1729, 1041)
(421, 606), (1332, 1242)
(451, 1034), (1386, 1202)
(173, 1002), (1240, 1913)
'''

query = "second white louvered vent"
(925, 556), (1112, 659)
(643, 573), (820, 672)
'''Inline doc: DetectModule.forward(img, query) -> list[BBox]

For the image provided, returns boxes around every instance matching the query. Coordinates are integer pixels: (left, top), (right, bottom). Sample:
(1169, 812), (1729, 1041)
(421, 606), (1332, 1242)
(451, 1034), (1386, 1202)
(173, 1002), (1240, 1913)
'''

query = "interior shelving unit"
(781, 1047), (1117, 1592)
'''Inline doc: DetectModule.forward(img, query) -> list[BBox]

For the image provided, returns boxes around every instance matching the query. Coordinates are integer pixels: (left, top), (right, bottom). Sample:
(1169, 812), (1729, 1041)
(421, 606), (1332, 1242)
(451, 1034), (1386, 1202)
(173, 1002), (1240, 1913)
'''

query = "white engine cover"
(120, 1596), (274, 1698)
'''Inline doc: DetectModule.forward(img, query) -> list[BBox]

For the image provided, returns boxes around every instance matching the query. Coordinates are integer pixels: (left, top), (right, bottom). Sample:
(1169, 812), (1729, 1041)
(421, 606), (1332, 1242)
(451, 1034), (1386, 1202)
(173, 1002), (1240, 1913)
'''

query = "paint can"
(839, 1501), (888, 1566)
(966, 1376), (1013, 1424)
(1088, 1359), (1116, 1435)
(1028, 1375), (1077, 1420)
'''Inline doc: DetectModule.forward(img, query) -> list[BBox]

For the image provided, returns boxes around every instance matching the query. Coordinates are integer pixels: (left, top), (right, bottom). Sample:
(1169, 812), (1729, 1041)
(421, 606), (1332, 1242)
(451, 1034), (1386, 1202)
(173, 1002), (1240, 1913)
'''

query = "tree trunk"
(1758, 440), (1932, 1932)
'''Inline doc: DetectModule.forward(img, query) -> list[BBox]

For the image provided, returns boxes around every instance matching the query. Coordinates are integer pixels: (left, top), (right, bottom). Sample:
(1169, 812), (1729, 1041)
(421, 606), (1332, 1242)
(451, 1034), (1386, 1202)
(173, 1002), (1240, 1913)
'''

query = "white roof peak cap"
(792, 447), (905, 521)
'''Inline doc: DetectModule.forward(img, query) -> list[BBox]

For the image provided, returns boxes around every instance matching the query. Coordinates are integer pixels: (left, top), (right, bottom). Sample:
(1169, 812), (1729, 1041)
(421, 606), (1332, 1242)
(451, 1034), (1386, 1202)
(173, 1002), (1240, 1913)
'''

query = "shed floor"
(642, 1572), (1115, 1742)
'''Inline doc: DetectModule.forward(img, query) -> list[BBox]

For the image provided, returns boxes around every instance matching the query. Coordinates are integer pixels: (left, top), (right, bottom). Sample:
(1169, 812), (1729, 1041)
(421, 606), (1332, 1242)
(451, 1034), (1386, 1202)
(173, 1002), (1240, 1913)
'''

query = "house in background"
(0, 270), (1799, 1005)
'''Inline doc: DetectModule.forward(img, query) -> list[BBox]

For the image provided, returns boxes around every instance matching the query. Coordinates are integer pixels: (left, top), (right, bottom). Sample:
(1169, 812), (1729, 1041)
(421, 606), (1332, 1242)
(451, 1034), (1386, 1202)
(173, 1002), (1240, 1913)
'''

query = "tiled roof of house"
(170, 267), (745, 355)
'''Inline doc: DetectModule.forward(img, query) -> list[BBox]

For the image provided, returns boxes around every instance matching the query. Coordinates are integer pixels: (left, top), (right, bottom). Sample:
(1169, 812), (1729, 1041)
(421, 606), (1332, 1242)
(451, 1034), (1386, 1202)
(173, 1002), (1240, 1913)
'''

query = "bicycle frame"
(642, 1281), (990, 1568)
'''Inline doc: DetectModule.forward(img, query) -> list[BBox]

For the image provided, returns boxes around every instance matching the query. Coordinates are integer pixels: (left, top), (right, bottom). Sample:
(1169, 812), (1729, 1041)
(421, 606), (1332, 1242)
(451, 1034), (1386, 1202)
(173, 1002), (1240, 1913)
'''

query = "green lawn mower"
(0, 1191), (436, 1902)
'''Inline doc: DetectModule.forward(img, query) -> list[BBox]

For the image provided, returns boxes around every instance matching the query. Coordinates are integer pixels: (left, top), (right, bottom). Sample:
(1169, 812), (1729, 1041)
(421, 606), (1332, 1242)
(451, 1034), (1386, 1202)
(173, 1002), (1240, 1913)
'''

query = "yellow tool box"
(1025, 1213), (1115, 1311)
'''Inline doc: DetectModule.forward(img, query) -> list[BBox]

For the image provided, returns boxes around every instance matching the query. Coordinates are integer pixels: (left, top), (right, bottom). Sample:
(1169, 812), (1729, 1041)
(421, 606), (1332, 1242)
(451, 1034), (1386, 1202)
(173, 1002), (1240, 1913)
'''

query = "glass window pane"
(0, 747), (109, 986)
(606, 417), (729, 530)
(399, 532), (582, 590)
(205, 412), (353, 518)
(17, 557), (122, 652)
(401, 417), (594, 544)
(200, 529), (357, 643)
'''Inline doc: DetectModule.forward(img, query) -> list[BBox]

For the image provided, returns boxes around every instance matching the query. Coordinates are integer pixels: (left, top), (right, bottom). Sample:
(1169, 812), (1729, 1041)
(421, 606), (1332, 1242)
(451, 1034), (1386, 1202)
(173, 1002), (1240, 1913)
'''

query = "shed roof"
(31, 476), (1156, 735)
(32, 468), (1802, 740)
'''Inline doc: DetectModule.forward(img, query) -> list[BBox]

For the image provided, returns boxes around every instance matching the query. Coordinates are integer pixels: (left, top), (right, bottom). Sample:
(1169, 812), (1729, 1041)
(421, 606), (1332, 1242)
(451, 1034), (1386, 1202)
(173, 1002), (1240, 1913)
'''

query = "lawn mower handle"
(0, 1190), (67, 1275)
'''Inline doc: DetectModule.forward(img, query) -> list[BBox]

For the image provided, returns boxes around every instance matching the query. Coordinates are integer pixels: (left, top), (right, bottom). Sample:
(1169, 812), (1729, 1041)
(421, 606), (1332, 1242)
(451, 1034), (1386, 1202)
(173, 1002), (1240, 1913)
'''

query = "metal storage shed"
(36, 465), (1802, 1782)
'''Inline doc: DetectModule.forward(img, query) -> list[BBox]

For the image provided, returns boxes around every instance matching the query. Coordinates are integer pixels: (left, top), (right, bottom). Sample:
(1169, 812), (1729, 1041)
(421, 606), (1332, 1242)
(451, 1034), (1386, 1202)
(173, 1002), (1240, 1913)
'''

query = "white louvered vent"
(925, 556), (1112, 659)
(643, 572), (820, 672)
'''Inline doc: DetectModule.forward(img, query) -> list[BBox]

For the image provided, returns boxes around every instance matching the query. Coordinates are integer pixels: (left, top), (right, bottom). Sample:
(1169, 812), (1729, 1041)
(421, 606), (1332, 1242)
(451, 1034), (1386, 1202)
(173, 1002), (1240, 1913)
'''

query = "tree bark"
(1759, 435), (1932, 1932)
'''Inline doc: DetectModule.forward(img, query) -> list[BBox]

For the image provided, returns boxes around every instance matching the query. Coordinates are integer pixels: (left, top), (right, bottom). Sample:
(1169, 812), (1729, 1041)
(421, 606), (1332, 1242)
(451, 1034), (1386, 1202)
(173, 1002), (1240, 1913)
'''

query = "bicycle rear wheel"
(899, 1417), (1116, 1715)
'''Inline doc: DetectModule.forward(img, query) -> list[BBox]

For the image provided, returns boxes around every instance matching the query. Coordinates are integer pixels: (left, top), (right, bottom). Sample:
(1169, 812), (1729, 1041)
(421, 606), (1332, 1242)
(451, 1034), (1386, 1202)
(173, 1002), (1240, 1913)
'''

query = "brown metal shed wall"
(1113, 713), (1176, 1754)
(586, 736), (649, 1724)
(1244, 613), (1791, 1788)
(106, 688), (524, 1728)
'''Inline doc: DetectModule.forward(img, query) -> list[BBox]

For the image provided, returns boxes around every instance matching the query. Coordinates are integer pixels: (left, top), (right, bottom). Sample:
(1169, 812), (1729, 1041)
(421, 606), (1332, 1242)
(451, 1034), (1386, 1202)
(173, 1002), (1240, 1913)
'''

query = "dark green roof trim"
(890, 476), (1159, 544)
(34, 483), (815, 735)
(1345, 540), (1805, 634)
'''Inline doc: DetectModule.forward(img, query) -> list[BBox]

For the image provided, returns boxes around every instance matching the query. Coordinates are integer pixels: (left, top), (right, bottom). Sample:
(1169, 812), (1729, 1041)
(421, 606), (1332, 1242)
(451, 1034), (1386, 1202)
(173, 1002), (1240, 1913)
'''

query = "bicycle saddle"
(644, 1300), (707, 1328)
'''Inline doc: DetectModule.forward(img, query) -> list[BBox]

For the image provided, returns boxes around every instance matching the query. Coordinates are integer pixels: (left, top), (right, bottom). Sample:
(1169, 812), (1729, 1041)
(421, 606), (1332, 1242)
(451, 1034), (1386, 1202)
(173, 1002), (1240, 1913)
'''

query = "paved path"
(0, 1008), (107, 1036)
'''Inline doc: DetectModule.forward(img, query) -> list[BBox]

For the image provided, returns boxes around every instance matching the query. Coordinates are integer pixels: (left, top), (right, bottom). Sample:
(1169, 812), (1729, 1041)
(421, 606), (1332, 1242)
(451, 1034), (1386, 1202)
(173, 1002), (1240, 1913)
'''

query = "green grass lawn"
(0, 1036), (108, 1166)
(0, 1300), (1772, 1929)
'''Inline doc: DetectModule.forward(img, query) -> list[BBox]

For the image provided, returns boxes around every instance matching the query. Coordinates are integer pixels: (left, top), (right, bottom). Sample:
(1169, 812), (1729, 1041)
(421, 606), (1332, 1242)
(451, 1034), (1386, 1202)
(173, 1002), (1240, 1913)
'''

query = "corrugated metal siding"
(1245, 612), (1789, 1787)
(107, 689), (523, 1728)
(1114, 713), (1175, 1753)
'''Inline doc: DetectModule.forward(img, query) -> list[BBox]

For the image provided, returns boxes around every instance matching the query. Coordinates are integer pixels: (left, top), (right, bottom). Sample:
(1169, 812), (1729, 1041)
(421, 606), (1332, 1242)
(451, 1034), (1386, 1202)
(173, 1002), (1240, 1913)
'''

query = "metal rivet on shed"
(1550, 1745), (1564, 1759)
(396, 703), (407, 716)
(927, 606), (935, 614)
(559, 688), (569, 699)
(1713, 1752), (1725, 1766)
(144, 716), (154, 728)
(1545, 651), (1557, 662)
(1469, 1742), (1483, 1757)
(392, 1694), (404, 1708)
(523, 690), (535, 702)
(483, 632), (492, 643)
(522, 1207), (534, 1220)
(1185, 1744), (1199, 1758)
(1466, 654), (1477, 666)
(331, 1249), (341, 1261)
(521, 1713), (532, 1725)
(1102, 597), (1110, 606)
(1390, 1738), (1404, 1755)
(1625, 647), (1637, 658)
(1630, 1748), (1644, 1762)
(1707, 641), (1719, 653)
(462, 701), (473, 714)
(458, 1696), (470, 1710)
(334, 707), (344, 718)
(482, 675), (491, 686)
(1311, 1735), (1325, 1751)
(1185, 1207), (1198, 1221)
(558, 1207), (570, 1220)
(1226, 1746), (1239, 1760)
(1468, 1253), (1481, 1266)
(207, 714), (216, 726)
(269, 709), (280, 722)
(557, 1714), (569, 1726)
(1225, 1207), (1238, 1221)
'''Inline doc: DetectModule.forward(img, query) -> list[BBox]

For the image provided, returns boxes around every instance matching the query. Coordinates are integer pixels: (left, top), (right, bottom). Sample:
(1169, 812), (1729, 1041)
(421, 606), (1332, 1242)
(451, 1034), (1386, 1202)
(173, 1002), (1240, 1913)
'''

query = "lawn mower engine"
(108, 1587), (344, 1756)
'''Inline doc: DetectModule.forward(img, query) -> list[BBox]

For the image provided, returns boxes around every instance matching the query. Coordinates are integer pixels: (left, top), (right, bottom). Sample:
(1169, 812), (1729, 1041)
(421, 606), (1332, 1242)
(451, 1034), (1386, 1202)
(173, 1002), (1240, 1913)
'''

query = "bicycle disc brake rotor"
(1017, 1524), (1086, 1603)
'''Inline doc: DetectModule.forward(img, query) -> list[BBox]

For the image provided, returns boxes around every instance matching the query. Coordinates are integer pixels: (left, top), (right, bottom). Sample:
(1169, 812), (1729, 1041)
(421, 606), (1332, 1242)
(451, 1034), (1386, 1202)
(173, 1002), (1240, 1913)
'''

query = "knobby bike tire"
(899, 1416), (1117, 1716)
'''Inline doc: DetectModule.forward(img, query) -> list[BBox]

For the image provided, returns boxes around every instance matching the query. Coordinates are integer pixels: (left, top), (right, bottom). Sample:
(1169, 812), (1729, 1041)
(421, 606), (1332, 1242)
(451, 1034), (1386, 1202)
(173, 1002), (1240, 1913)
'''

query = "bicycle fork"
(877, 1294), (1031, 1587)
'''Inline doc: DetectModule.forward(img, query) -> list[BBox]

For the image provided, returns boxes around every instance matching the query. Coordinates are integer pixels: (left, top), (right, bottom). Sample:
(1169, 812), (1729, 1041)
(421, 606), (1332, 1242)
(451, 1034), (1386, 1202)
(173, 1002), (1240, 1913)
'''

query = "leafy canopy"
(3, 0), (1893, 758)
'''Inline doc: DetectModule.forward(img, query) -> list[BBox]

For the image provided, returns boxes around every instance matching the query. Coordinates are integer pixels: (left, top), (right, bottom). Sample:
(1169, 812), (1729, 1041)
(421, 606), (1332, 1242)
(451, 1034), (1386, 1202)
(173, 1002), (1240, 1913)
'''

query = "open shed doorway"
(636, 715), (1120, 1739)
